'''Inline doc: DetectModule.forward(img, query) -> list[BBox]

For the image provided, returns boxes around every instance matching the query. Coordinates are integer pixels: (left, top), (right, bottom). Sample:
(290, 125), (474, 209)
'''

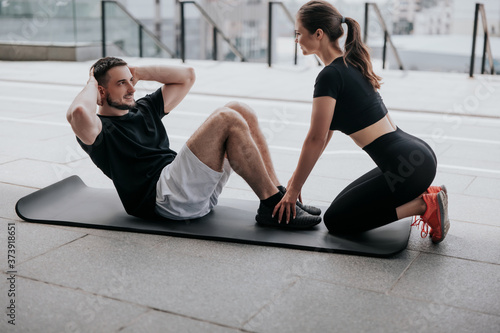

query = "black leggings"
(324, 128), (437, 234)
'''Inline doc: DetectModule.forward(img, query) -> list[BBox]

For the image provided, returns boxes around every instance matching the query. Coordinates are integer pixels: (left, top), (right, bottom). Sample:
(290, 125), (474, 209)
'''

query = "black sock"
(277, 185), (286, 194)
(261, 191), (283, 209)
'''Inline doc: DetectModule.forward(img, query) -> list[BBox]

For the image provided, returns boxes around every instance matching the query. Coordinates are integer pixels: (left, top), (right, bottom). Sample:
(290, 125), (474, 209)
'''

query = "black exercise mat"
(15, 176), (411, 257)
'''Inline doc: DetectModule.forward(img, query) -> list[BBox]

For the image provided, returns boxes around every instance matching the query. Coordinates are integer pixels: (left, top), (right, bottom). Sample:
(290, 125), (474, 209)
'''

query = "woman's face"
(295, 18), (317, 55)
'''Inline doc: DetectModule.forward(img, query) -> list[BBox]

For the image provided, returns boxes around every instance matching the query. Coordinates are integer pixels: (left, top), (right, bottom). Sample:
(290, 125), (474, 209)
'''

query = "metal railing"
(469, 3), (495, 77)
(364, 2), (404, 70)
(101, 0), (175, 58)
(268, 1), (297, 67)
(179, 0), (245, 63)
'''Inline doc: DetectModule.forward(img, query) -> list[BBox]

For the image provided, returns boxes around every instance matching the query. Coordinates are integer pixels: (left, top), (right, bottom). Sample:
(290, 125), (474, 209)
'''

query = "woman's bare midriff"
(350, 114), (397, 148)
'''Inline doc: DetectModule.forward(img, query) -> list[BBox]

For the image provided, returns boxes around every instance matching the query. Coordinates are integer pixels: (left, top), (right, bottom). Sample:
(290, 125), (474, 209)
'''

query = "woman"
(273, 0), (450, 243)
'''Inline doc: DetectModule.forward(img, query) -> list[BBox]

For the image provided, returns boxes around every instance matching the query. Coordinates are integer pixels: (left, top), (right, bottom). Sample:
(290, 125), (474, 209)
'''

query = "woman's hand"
(287, 178), (303, 204)
(273, 187), (300, 224)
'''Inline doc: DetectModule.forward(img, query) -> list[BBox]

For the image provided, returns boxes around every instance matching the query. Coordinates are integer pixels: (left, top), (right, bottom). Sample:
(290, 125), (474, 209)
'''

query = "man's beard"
(106, 94), (136, 110)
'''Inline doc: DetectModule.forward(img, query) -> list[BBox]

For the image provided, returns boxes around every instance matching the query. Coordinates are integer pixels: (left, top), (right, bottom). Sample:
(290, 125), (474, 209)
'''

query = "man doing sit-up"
(67, 57), (321, 228)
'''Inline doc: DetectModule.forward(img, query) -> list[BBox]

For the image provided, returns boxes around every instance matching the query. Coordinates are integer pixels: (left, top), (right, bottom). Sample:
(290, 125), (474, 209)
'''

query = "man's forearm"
(133, 65), (195, 86)
(67, 79), (98, 119)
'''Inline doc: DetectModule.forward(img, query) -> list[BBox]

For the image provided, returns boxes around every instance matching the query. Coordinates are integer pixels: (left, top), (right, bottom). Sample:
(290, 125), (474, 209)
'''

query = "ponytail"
(343, 17), (382, 90)
(298, 1), (382, 91)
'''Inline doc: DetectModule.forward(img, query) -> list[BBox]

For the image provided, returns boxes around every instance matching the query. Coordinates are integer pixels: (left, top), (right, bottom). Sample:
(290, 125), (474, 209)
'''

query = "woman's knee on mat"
(323, 206), (354, 234)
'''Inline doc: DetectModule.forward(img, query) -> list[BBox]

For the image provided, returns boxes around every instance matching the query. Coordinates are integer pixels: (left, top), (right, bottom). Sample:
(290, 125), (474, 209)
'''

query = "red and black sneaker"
(411, 190), (450, 243)
(426, 184), (447, 195)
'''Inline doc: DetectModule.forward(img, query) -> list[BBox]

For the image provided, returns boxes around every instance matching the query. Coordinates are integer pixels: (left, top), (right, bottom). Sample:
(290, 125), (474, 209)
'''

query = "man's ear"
(97, 86), (106, 106)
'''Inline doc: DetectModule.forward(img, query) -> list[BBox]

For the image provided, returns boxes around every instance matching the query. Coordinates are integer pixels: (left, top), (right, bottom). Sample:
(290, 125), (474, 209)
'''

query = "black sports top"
(77, 88), (177, 218)
(313, 57), (388, 135)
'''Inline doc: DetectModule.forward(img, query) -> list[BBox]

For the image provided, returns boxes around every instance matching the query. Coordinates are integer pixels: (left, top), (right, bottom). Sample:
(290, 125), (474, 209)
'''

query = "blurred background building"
(0, 0), (498, 73)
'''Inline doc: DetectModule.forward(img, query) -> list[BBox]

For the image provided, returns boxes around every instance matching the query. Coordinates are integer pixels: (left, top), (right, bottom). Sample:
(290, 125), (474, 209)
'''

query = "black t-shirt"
(313, 57), (388, 135)
(77, 88), (177, 218)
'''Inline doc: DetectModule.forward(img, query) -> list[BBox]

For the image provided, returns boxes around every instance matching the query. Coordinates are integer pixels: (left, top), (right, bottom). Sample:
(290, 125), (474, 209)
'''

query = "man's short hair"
(91, 57), (128, 87)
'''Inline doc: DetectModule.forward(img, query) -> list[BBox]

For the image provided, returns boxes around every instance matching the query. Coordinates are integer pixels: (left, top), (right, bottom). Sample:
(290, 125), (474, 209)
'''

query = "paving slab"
(0, 274), (148, 333)
(1, 58), (500, 332)
(2, 59), (500, 117)
(1, 133), (84, 164)
(0, 159), (70, 189)
(156, 237), (419, 293)
(464, 176), (500, 200)
(442, 143), (500, 164)
(243, 278), (500, 333)
(431, 171), (475, 194)
(65, 157), (114, 188)
(219, 187), (259, 202)
(0, 117), (70, 142)
(434, 120), (500, 140)
(0, 155), (19, 165)
(120, 309), (245, 333)
(0, 98), (68, 120)
(380, 69), (500, 117)
(448, 193), (500, 227)
(16, 234), (297, 328)
(0, 182), (35, 220)
(310, 154), (376, 182)
(407, 220), (500, 265)
(390, 253), (500, 316)
(0, 80), (80, 101)
(0, 219), (86, 268)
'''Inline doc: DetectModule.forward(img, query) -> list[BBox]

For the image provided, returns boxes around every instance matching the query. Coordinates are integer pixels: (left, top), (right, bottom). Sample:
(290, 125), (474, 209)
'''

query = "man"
(67, 57), (321, 228)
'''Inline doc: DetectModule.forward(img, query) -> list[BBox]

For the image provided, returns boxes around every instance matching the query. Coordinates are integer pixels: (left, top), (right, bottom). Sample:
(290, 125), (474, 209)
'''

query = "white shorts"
(155, 144), (232, 220)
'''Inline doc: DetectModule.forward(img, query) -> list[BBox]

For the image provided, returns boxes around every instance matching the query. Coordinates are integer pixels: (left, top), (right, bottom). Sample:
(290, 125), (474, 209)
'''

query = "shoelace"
(411, 216), (430, 238)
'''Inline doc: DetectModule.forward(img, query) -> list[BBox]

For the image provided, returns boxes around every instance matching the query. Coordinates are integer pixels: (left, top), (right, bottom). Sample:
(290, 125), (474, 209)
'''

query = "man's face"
(102, 66), (136, 110)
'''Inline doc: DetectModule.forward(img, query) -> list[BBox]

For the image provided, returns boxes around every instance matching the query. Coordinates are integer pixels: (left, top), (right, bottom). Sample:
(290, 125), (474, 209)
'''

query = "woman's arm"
(129, 65), (196, 114)
(273, 96), (336, 223)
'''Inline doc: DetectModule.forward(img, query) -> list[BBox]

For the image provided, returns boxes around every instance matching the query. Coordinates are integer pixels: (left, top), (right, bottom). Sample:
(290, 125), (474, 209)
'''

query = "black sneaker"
(278, 187), (321, 216)
(255, 203), (321, 229)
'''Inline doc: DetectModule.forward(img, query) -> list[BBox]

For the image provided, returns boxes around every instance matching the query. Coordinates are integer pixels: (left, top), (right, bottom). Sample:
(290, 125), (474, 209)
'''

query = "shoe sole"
(441, 184), (447, 195)
(255, 215), (321, 230)
(432, 190), (450, 243)
(428, 184), (447, 195)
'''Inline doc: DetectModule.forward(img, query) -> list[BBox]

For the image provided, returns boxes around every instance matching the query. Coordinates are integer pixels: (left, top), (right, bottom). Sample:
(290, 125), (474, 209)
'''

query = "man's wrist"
(132, 66), (146, 82)
(87, 77), (98, 88)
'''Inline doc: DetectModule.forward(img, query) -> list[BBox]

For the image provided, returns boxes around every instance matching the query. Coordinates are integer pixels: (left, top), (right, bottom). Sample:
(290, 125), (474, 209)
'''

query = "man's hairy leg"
(187, 107), (278, 200)
(224, 101), (280, 186)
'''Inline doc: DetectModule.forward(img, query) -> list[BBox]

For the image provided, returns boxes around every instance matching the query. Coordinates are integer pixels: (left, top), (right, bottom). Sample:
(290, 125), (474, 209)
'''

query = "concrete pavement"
(0, 58), (499, 332)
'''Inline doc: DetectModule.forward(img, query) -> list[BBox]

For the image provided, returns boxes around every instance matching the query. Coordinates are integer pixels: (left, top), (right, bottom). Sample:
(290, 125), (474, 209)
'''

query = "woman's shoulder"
(317, 63), (341, 80)
(315, 64), (344, 90)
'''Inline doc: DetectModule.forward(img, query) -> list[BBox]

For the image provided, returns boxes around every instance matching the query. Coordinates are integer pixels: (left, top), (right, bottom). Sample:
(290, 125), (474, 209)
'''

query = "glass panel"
(74, 0), (102, 44)
(103, 1), (173, 59)
(142, 30), (170, 58)
(103, 1), (139, 57)
(0, 0), (100, 44)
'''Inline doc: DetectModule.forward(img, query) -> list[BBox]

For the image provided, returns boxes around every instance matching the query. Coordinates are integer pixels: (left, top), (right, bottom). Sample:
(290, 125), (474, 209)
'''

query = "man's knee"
(224, 101), (258, 124)
(212, 107), (248, 130)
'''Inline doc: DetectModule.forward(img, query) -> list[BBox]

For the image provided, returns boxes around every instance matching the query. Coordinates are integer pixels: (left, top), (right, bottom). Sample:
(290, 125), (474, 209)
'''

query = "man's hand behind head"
(128, 66), (138, 87)
(89, 67), (103, 106)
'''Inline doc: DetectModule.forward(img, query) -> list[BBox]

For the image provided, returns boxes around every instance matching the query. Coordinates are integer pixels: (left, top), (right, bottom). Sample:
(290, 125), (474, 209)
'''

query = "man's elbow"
(67, 105), (85, 124)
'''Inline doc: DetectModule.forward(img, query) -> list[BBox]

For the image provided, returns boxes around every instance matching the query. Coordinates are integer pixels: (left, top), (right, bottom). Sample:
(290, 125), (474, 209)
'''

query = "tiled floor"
(0, 58), (499, 332)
